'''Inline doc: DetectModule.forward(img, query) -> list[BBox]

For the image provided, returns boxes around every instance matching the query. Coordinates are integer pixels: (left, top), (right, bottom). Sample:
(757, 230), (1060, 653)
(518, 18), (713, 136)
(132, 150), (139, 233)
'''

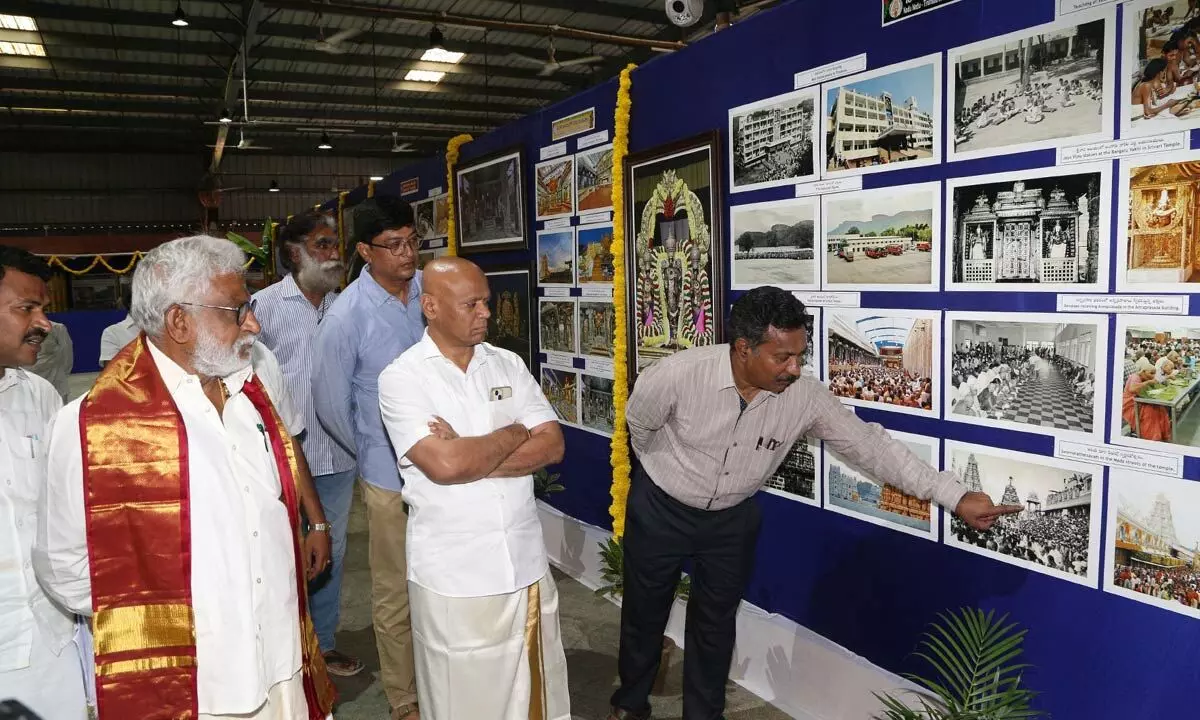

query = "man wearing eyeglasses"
(312, 196), (424, 720)
(253, 211), (364, 679)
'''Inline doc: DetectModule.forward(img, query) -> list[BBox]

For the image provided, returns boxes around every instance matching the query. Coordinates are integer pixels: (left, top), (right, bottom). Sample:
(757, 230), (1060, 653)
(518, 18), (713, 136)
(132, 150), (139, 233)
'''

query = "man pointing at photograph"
(608, 286), (1021, 720)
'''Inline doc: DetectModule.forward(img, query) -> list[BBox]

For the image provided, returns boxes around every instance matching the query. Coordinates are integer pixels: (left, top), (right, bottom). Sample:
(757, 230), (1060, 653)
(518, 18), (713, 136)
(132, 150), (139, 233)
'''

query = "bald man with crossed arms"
(377, 257), (570, 720)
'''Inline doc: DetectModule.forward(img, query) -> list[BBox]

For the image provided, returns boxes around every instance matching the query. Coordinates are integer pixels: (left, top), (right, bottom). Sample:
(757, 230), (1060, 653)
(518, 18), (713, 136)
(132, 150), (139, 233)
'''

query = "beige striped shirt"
(626, 344), (967, 512)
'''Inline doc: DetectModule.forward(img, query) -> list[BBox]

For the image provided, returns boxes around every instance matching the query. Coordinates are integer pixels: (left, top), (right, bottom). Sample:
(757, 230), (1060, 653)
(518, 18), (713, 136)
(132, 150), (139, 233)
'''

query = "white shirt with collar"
(97, 316), (139, 364)
(378, 330), (558, 598)
(0, 368), (73, 672)
(34, 341), (303, 715)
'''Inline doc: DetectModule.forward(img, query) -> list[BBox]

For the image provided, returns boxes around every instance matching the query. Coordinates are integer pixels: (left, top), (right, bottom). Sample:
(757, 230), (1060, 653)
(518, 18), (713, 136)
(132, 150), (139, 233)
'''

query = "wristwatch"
(311, 522), (332, 533)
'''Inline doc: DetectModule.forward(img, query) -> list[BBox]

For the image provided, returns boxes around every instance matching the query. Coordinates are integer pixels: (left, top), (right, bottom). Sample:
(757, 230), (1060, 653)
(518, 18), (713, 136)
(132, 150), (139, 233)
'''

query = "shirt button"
(15, 519), (22, 528)
(252, 531), (259, 537)
(244, 485), (250, 493)
(723, 472), (730, 476)
(256, 578), (262, 584)
(232, 444), (238, 452)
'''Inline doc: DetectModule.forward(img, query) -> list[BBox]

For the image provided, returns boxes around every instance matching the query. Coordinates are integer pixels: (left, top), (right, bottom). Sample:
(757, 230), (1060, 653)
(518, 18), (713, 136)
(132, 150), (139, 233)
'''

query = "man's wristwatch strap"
(311, 522), (332, 533)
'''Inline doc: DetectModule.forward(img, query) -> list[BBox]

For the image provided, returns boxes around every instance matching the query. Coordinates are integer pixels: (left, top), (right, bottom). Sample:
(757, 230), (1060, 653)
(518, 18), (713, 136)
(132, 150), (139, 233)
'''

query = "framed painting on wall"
(455, 146), (527, 254)
(483, 265), (534, 371)
(624, 131), (724, 381)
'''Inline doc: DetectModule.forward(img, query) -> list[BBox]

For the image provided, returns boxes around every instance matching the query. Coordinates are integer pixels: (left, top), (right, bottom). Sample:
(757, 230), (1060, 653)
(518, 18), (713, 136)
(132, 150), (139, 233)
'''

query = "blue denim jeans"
(307, 467), (357, 652)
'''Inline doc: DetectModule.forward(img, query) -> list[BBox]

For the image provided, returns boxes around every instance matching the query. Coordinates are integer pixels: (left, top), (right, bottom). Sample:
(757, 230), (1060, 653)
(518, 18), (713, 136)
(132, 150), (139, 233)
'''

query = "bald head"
(420, 256), (491, 349)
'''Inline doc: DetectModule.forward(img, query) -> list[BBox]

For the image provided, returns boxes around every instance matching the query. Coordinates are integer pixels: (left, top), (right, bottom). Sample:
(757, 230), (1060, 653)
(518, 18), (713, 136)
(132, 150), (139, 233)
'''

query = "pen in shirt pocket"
(256, 424), (269, 452)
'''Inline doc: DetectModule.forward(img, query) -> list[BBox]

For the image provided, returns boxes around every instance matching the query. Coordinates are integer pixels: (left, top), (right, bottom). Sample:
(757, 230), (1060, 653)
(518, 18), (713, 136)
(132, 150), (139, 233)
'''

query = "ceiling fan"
(391, 131), (416, 154)
(508, 36), (604, 77)
(311, 26), (362, 55)
(206, 129), (272, 151)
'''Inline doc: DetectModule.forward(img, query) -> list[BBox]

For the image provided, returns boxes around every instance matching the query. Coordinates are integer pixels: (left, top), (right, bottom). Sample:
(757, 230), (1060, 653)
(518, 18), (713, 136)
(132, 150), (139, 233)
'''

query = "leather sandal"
(391, 703), (420, 720)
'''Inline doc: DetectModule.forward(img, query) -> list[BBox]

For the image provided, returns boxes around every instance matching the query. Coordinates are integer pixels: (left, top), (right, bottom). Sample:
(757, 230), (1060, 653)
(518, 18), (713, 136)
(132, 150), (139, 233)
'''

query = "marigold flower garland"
(444, 133), (474, 257)
(367, 180), (377, 198)
(608, 64), (637, 539)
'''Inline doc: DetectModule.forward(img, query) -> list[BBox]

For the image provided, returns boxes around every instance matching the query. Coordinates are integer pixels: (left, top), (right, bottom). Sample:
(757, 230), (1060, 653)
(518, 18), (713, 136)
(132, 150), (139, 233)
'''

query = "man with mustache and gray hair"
(35, 235), (337, 720)
(253, 211), (364, 678)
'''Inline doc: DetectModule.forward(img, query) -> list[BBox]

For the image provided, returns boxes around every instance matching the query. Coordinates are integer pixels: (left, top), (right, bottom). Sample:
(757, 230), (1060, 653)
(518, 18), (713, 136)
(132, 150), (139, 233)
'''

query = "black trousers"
(610, 467), (762, 720)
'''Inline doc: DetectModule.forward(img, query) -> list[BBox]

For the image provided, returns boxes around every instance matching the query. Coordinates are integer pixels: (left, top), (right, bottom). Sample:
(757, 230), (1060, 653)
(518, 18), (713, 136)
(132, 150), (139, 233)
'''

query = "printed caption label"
(792, 291), (861, 308)
(579, 211), (612, 225)
(1058, 294), (1189, 315)
(577, 130), (610, 150)
(1058, 133), (1189, 164)
(399, 178), (419, 196)
(794, 53), (868, 89)
(584, 357), (615, 375)
(426, 186), (443, 198)
(539, 142), (568, 161)
(796, 176), (862, 197)
(543, 352), (575, 369)
(541, 287), (570, 298)
(1057, 0), (1118, 17)
(580, 286), (613, 300)
(426, 238), (446, 249)
(542, 217), (572, 230)
(1054, 439), (1183, 478)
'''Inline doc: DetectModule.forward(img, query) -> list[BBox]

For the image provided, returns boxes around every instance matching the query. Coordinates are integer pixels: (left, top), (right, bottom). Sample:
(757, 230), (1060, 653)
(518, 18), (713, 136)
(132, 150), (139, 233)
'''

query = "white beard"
(192, 325), (256, 379)
(297, 250), (343, 295)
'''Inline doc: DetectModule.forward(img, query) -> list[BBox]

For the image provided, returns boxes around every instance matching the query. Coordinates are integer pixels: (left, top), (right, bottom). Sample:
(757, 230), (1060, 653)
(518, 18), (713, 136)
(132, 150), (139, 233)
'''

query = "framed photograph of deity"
(945, 311), (1109, 441)
(821, 181), (940, 292)
(576, 222), (615, 287)
(730, 196), (820, 291)
(1115, 148), (1200, 293)
(946, 8), (1115, 162)
(820, 54), (942, 179)
(945, 163), (1110, 293)
(824, 429), (940, 541)
(824, 308), (941, 418)
(540, 363), (581, 428)
(1106, 468), (1200, 620)
(576, 144), (615, 214)
(1121, 0), (1200, 140)
(483, 265), (534, 371)
(534, 155), (576, 222)
(1109, 314), (1200, 458)
(945, 441), (1102, 588)
(762, 436), (821, 508)
(455, 145), (527, 254)
(624, 131), (725, 381)
(728, 86), (819, 193)
(577, 300), (616, 364)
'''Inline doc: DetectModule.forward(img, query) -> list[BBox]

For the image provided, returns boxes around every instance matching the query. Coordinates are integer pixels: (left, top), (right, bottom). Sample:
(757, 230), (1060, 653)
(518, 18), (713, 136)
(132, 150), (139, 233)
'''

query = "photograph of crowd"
(538, 298), (577, 355)
(540, 365), (579, 427)
(730, 197), (818, 291)
(947, 312), (1107, 439)
(537, 229), (575, 287)
(580, 372), (615, 437)
(1112, 316), (1200, 457)
(1116, 149), (1200, 292)
(456, 148), (526, 252)
(947, 164), (1109, 291)
(949, 11), (1113, 161)
(1122, 0), (1200, 138)
(825, 309), (938, 417)
(729, 86), (819, 193)
(822, 182), (939, 291)
(1106, 468), (1200, 619)
(576, 223), (615, 286)
(946, 442), (1102, 587)
(762, 436), (820, 508)
(578, 301), (615, 360)
(822, 54), (942, 178)
(576, 144), (614, 213)
(825, 430), (939, 540)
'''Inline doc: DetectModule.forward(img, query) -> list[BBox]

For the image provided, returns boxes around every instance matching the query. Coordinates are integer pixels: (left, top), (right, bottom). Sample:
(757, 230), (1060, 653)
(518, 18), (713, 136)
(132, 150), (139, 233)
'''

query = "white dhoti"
(198, 670), (322, 720)
(410, 572), (570, 720)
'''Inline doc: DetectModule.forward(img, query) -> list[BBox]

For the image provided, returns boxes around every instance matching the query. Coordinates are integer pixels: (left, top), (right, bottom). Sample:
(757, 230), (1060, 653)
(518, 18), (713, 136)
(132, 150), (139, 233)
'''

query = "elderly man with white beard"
(35, 235), (337, 720)
(253, 211), (364, 677)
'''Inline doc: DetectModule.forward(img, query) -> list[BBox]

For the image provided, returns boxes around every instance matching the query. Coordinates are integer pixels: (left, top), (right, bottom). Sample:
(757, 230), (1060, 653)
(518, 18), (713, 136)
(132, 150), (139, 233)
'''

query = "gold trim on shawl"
(97, 654), (197, 678)
(93, 603), (195, 656)
(525, 580), (546, 720)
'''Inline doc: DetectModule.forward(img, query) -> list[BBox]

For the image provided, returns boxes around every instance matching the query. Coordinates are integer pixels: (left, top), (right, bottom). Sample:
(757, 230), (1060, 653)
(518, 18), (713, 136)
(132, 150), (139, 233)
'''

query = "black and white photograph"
(1115, 148), (1200, 293)
(577, 300), (615, 361)
(579, 371), (615, 437)
(1106, 469), (1200, 619)
(824, 430), (939, 540)
(822, 54), (942, 178)
(762, 436), (820, 508)
(414, 198), (436, 239)
(728, 86), (819, 193)
(947, 311), (1109, 440)
(825, 308), (940, 418)
(730, 197), (819, 291)
(1122, 0), (1200, 139)
(456, 147), (526, 253)
(538, 298), (577, 356)
(948, 9), (1115, 162)
(822, 182), (940, 291)
(946, 163), (1110, 292)
(540, 364), (580, 427)
(1110, 315), (1200, 458)
(946, 442), (1102, 587)
(803, 307), (821, 380)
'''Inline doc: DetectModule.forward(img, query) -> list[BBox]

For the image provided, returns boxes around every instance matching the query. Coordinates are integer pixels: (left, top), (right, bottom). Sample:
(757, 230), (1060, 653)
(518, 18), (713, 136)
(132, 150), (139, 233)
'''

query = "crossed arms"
(405, 417), (564, 485)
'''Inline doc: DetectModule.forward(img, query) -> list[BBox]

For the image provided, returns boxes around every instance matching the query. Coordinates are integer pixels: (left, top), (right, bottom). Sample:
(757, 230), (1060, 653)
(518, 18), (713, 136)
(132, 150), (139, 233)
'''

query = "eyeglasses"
(363, 236), (420, 256)
(310, 238), (339, 252)
(179, 299), (256, 326)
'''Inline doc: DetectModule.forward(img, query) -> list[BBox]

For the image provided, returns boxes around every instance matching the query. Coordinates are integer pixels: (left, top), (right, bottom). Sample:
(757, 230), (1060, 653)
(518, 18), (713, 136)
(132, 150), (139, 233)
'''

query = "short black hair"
(353, 195), (415, 245)
(0, 245), (52, 284)
(277, 211), (333, 272)
(1144, 57), (1169, 82)
(727, 286), (809, 348)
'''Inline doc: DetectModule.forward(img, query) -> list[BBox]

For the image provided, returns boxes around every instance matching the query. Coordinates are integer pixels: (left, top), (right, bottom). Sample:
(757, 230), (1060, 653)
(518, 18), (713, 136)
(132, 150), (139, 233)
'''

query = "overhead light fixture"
(268, 180), (280, 192)
(369, 175), (384, 182)
(421, 48), (465, 64)
(172, 2), (189, 27)
(429, 26), (445, 50)
(404, 69), (445, 83)
(218, 108), (232, 124)
(0, 41), (46, 57)
(0, 15), (38, 31)
(317, 132), (333, 150)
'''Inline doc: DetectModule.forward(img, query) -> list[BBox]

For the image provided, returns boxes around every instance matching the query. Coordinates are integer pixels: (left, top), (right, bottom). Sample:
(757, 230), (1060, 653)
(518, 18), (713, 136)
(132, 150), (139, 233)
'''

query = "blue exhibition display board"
(328, 1), (1200, 716)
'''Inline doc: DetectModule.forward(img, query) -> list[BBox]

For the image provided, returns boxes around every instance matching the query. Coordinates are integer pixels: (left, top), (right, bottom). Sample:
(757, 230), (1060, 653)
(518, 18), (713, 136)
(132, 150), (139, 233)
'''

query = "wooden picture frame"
(455, 145), (527, 254)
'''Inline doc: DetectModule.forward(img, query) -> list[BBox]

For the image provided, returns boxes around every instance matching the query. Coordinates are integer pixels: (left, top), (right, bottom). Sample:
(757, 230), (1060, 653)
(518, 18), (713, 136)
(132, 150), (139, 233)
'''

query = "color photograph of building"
(824, 431), (938, 539)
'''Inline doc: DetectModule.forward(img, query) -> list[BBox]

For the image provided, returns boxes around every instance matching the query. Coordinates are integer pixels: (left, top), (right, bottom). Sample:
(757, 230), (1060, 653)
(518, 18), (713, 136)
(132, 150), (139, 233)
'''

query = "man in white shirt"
(34, 235), (335, 720)
(379, 257), (569, 720)
(98, 283), (138, 368)
(0, 245), (87, 720)
(24, 321), (73, 400)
